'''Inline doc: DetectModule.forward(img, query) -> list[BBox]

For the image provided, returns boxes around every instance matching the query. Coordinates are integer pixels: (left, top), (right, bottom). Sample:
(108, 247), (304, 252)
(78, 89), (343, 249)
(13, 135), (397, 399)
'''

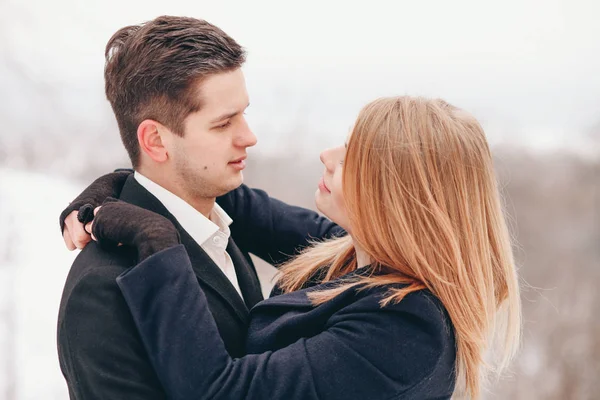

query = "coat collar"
(253, 264), (380, 310)
(133, 171), (233, 247)
(118, 175), (255, 324)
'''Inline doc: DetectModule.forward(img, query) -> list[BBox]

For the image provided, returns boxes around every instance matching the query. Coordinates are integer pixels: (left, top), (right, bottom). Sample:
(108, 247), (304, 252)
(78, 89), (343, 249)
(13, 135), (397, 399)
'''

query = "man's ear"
(137, 120), (169, 163)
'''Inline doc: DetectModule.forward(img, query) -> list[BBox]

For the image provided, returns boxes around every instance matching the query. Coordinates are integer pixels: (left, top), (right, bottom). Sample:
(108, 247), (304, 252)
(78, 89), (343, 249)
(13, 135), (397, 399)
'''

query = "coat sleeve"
(216, 184), (346, 265)
(116, 245), (447, 400)
(59, 265), (167, 399)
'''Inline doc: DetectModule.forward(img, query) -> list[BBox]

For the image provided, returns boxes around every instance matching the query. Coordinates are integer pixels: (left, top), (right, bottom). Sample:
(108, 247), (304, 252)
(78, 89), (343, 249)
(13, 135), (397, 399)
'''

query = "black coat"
(57, 176), (343, 399)
(117, 245), (457, 400)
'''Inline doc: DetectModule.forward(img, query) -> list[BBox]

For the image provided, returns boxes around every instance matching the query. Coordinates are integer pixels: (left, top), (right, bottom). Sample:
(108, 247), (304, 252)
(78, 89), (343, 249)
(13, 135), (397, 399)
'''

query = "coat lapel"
(227, 239), (264, 309)
(253, 264), (382, 311)
(251, 288), (315, 312)
(178, 228), (250, 324)
(118, 175), (250, 324)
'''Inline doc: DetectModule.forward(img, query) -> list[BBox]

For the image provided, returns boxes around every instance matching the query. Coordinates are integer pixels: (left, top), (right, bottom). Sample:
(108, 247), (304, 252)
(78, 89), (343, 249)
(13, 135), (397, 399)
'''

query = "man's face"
(167, 68), (256, 199)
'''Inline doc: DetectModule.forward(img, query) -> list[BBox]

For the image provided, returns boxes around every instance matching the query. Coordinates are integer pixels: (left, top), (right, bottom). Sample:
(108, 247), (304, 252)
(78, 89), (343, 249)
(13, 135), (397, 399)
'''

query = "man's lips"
(229, 156), (247, 163)
(229, 156), (247, 170)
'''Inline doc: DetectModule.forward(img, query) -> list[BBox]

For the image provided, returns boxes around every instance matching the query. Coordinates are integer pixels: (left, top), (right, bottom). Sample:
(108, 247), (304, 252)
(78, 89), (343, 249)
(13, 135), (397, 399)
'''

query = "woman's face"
(315, 140), (351, 231)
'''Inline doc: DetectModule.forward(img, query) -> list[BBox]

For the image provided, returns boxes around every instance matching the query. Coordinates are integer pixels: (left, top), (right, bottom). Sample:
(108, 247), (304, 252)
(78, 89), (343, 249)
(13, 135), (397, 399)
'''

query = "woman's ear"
(137, 120), (169, 163)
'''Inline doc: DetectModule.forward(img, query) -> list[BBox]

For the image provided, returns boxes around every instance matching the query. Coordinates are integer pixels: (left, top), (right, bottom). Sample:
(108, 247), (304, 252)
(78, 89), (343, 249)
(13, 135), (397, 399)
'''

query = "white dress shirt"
(134, 172), (243, 298)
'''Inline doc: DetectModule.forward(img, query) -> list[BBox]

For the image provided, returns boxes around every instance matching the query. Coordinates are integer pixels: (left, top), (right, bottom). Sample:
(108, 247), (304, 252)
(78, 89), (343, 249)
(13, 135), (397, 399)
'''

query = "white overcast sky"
(2, 0), (599, 155)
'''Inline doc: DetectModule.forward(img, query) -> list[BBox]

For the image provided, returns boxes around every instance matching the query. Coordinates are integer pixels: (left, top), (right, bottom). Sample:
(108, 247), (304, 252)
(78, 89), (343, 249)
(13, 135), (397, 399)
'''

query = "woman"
(83, 96), (521, 399)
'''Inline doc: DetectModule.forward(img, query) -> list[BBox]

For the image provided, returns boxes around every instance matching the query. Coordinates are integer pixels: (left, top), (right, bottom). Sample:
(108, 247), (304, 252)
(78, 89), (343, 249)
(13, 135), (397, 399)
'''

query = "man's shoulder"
(57, 242), (139, 353)
(59, 242), (135, 314)
(56, 242), (167, 399)
(69, 242), (134, 281)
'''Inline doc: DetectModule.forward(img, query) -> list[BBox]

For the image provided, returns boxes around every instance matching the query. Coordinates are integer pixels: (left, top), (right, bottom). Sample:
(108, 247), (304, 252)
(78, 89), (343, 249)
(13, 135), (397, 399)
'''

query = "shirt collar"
(133, 171), (232, 246)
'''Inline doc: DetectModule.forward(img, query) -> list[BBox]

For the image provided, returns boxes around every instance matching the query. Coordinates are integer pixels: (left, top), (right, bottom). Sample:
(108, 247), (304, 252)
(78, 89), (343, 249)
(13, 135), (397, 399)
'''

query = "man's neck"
(136, 168), (215, 218)
(175, 191), (215, 219)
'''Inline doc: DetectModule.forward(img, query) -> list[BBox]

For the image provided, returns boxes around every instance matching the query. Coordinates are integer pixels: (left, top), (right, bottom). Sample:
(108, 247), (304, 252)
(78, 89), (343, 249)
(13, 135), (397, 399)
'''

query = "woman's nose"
(320, 148), (334, 171)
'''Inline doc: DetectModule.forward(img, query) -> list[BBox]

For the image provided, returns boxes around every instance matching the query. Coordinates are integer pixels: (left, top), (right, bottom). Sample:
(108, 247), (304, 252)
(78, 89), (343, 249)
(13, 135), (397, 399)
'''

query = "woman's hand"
(63, 210), (93, 250)
(90, 199), (181, 261)
(59, 170), (132, 250)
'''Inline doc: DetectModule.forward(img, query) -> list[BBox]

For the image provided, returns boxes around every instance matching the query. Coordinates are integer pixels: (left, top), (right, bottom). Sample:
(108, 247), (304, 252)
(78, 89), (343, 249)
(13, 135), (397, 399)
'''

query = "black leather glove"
(92, 199), (180, 261)
(59, 169), (133, 233)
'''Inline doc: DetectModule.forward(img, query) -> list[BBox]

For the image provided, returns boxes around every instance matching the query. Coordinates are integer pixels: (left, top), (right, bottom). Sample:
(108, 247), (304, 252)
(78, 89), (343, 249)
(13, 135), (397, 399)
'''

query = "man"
(57, 16), (342, 399)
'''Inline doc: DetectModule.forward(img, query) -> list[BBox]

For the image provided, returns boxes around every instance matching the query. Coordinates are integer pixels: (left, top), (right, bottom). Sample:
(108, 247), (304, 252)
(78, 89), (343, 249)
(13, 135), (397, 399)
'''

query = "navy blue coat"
(57, 177), (344, 399)
(116, 245), (457, 400)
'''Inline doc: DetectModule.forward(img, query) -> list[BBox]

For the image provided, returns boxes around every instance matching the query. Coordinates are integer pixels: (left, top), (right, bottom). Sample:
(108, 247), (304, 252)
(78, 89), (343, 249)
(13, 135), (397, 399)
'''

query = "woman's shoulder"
(265, 270), (457, 395)
(326, 281), (457, 397)
(328, 265), (451, 325)
(350, 283), (452, 330)
(271, 264), (453, 337)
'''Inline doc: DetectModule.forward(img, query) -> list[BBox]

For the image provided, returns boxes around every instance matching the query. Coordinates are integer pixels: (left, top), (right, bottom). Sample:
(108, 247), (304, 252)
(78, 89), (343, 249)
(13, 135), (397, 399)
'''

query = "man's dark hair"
(104, 15), (246, 167)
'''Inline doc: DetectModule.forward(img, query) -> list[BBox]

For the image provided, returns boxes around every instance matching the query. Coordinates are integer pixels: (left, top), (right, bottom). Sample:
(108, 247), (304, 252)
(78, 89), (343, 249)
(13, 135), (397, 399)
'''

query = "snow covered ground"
(0, 168), (82, 400)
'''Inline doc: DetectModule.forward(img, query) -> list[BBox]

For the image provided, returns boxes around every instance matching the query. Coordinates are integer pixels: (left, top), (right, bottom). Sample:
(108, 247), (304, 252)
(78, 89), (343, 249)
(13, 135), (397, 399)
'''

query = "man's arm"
(217, 184), (346, 265)
(59, 264), (167, 399)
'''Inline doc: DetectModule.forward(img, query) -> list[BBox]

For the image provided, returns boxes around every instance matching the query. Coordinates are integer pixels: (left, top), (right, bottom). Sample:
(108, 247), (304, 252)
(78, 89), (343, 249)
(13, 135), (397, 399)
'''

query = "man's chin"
(231, 171), (244, 187)
(218, 173), (244, 195)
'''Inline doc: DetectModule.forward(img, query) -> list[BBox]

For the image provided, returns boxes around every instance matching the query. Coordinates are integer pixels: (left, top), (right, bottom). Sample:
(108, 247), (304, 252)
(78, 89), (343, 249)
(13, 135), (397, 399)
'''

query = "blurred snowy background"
(0, 0), (598, 399)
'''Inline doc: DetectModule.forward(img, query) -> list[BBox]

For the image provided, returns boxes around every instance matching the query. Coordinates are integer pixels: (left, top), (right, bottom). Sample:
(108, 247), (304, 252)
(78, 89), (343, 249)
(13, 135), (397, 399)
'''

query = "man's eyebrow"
(210, 103), (250, 123)
(345, 142), (348, 148)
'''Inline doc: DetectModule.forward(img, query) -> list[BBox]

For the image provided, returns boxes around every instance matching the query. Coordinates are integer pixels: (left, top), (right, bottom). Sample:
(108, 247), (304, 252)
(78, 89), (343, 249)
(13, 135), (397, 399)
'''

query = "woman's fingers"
(85, 221), (96, 241)
(89, 206), (102, 241)
(64, 210), (92, 249)
(63, 226), (76, 251)
(89, 205), (122, 245)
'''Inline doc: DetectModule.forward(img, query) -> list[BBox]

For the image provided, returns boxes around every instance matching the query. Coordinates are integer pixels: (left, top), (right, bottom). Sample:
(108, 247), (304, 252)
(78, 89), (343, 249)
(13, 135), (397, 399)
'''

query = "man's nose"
(235, 119), (257, 147)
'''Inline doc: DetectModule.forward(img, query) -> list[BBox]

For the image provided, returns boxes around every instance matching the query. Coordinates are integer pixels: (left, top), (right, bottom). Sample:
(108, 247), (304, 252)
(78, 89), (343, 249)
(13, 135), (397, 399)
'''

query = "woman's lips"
(318, 176), (331, 193)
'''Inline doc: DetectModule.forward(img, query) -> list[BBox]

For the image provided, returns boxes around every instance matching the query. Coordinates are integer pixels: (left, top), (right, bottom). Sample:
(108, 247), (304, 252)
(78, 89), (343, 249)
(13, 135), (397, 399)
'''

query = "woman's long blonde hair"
(276, 96), (521, 398)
